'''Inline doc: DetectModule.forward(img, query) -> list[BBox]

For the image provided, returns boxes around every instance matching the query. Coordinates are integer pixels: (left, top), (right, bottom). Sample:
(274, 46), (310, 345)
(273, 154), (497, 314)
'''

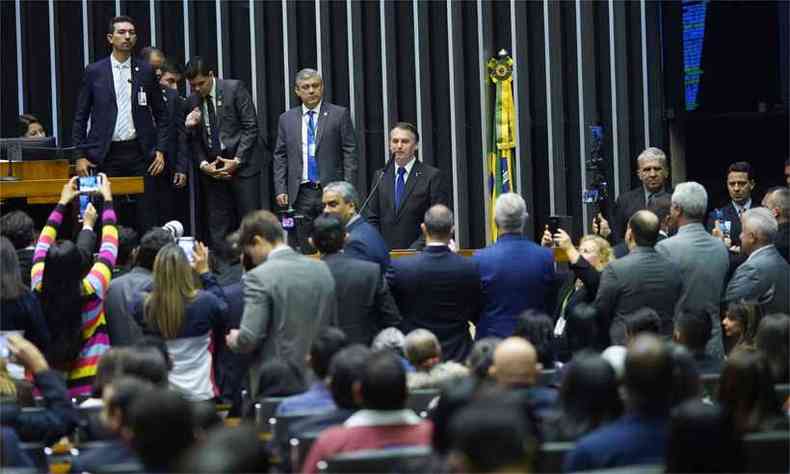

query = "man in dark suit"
(473, 193), (555, 339)
(762, 186), (789, 263)
(366, 122), (450, 250)
(72, 15), (169, 233)
(387, 205), (481, 362)
(594, 210), (682, 343)
(310, 213), (401, 345)
(273, 69), (358, 253)
(705, 161), (757, 251)
(322, 181), (390, 272)
(183, 57), (262, 247)
(609, 147), (671, 244)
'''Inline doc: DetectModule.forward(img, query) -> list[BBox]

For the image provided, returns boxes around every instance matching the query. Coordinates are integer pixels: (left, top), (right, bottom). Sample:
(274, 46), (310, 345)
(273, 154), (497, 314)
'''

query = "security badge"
(138, 86), (147, 107)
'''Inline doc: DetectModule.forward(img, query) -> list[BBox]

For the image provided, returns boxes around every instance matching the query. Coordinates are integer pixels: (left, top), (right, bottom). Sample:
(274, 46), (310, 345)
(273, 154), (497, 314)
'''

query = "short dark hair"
(727, 161), (754, 181)
(329, 344), (372, 410)
(625, 307), (662, 336)
(666, 400), (744, 473)
(182, 425), (270, 473)
(133, 335), (173, 372)
(361, 351), (407, 410)
(423, 205), (453, 240)
(628, 210), (660, 246)
(108, 15), (136, 35)
(117, 226), (139, 267)
(139, 46), (164, 62)
(107, 377), (155, 427)
(0, 210), (35, 249)
(136, 228), (173, 271)
(675, 311), (712, 353)
(625, 335), (674, 416)
(160, 60), (184, 77)
(184, 56), (214, 80)
(513, 311), (556, 367)
(239, 210), (283, 246)
(17, 114), (41, 137)
(311, 213), (346, 255)
(391, 121), (420, 143)
(310, 327), (349, 379)
(130, 388), (195, 471)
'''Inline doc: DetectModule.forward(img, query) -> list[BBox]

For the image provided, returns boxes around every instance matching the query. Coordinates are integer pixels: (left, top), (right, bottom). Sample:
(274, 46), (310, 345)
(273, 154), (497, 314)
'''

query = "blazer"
(705, 201), (749, 247)
(472, 234), (556, 339)
(103, 266), (150, 347)
(387, 245), (482, 362)
(273, 102), (358, 200)
(186, 79), (262, 177)
(163, 87), (190, 175)
(366, 160), (449, 250)
(594, 246), (682, 339)
(344, 215), (391, 273)
(235, 247), (337, 397)
(322, 253), (401, 345)
(655, 223), (730, 359)
(611, 186), (671, 243)
(725, 245), (790, 314)
(72, 56), (168, 166)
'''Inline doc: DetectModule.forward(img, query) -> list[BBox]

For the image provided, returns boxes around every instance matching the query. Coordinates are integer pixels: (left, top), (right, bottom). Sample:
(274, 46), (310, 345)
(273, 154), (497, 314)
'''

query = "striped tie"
(114, 64), (132, 140)
(307, 110), (319, 183)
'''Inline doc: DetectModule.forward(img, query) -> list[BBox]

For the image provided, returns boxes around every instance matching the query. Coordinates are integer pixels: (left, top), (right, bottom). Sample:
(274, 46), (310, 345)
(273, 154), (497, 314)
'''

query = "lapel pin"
(134, 66), (139, 72)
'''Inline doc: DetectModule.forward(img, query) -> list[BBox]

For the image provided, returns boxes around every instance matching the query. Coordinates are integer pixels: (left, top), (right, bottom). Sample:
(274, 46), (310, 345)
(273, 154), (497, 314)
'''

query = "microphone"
(162, 220), (184, 240)
(358, 153), (395, 217)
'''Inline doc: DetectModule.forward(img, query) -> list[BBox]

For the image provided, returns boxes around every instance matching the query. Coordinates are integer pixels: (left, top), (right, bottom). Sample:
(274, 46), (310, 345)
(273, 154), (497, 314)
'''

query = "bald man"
(594, 210), (682, 345)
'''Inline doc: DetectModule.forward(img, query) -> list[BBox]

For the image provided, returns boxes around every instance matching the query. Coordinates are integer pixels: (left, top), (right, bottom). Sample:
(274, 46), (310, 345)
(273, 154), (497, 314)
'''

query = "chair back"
(537, 442), (575, 473)
(318, 446), (432, 474)
(254, 397), (287, 428)
(290, 431), (321, 473)
(743, 430), (790, 473)
(406, 389), (439, 417)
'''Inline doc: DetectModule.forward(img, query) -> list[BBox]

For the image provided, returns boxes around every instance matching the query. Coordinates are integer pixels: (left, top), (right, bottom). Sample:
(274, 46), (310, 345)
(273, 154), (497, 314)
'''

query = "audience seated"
(543, 352), (623, 442)
(668, 344), (702, 406)
(0, 210), (36, 288)
(723, 302), (761, 354)
(473, 193), (555, 339)
(85, 346), (169, 407)
(513, 310), (562, 371)
(113, 226), (139, 279)
(564, 334), (674, 472)
(717, 348), (788, 434)
(1, 237), (50, 352)
(276, 327), (349, 416)
(465, 337), (501, 385)
(182, 424), (271, 473)
(301, 351), (433, 474)
(594, 211), (682, 343)
(609, 306), (662, 346)
(665, 400), (745, 473)
(311, 213), (401, 345)
(31, 176), (116, 397)
(674, 310), (723, 376)
(761, 186), (789, 263)
(254, 358), (307, 400)
(104, 227), (172, 347)
(403, 329), (468, 390)
(755, 312), (790, 384)
(133, 242), (229, 401)
(371, 327), (415, 373)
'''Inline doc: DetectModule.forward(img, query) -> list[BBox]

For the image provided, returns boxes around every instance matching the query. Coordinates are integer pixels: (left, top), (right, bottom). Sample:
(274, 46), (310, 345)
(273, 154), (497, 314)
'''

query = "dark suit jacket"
(72, 56), (168, 166)
(366, 160), (449, 250)
(705, 201), (748, 247)
(612, 187), (671, 243)
(725, 245), (790, 314)
(186, 79), (262, 177)
(273, 102), (358, 200)
(322, 253), (401, 345)
(163, 88), (190, 175)
(473, 234), (556, 339)
(344, 215), (391, 273)
(387, 245), (481, 362)
(594, 246), (682, 339)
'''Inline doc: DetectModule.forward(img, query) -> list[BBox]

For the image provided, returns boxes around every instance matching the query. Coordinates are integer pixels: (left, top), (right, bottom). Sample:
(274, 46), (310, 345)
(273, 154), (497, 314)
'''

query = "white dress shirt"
(301, 101), (322, 183)
(110, 55), (136, 141)
(394, 156), (417, 186)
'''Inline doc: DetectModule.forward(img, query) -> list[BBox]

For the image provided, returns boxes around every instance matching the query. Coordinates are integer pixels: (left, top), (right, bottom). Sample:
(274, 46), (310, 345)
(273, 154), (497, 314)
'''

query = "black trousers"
(100, 140), (156, 234)
(289, 184), (324, 254)
(200, 171), (261, 248)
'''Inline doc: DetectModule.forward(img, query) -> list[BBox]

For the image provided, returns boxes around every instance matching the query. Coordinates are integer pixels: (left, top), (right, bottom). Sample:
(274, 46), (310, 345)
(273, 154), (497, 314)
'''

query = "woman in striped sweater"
(30, 174), (117, 398)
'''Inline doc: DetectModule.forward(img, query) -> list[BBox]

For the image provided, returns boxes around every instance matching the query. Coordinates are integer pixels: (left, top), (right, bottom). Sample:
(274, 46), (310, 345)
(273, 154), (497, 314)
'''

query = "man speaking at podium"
(72, 16), (169, 233)
(366, 122), (449, 250)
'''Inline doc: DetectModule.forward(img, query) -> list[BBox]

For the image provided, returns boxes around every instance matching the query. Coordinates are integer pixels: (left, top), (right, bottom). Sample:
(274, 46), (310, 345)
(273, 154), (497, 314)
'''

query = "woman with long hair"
(134, 242), (228, 401)
(0, 237), (49, 352)
(31, 175), (116, 397)
(722, 302), (761, 354)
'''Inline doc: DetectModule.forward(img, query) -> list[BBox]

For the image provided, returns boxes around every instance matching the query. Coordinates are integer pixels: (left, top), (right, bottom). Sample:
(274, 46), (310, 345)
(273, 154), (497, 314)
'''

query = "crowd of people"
(1, 12), (789, 474)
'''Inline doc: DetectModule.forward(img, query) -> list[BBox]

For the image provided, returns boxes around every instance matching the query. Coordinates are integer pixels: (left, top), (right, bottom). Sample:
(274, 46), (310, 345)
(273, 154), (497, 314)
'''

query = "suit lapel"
(215, 79), (224, 131)
(380, 166), (395, 217)
(314, 103), (328, 150)
(104, 58), (117, 103)
(293, 108), (304, 174)
(396, 161), (423, 218)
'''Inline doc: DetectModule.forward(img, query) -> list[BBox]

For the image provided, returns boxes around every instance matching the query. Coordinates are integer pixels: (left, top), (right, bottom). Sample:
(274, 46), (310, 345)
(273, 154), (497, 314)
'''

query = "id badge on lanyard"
(138, 86), (148, 107)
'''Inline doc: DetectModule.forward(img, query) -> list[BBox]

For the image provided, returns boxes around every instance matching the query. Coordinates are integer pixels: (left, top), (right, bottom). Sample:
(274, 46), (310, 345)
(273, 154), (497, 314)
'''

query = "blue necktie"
(395, 166), (406, 211)
(307, 111), (319, 183)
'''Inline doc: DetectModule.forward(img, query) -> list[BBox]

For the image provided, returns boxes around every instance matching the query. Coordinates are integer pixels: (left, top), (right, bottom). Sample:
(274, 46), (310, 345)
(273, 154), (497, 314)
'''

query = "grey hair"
(494, 193), (528, 234)
(742, 207), (778, 244)
(765, 187), (790, 218)
(295, 68), (321, 84)
(671, 181), (707, 221)
(637, 147), (667, 168)
(371, 327), (406, 353)
(423, 204), (454, 238)
(323, 181), (360, 210)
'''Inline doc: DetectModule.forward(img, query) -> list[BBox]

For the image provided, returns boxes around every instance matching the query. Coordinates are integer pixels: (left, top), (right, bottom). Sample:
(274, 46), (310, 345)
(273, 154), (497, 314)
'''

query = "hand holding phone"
(178, 237), (196, 263)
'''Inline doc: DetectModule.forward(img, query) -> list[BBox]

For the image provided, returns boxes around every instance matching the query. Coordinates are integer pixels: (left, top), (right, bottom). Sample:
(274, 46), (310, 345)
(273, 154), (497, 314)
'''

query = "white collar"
(110, 54), (131, 68)
(731, 199), (752, 212)
(302, 101), (323, 116)
(208, 77), (218, 100)
(343, 409), (422, 428)
(395, 157), (417, 175)
(347, 213), (361, 227)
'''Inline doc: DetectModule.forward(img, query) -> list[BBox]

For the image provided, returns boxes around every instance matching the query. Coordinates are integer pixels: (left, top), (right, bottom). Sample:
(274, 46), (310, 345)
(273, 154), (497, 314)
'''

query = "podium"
(0, 160), (143, 204)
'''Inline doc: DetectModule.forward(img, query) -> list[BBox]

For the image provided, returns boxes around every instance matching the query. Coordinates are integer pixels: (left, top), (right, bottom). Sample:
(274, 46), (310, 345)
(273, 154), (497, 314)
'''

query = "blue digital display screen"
(683, 0), (708, 111)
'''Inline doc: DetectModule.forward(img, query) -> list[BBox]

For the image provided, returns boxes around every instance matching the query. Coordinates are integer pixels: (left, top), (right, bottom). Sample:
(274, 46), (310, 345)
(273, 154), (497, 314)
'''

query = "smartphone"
(78, 175), (102, 194)
(0, 331), (24, 359)
(547, 217), (560, 236)
(280, 208), (296, 231)
(78, 194), (91, 222)
(178, 236), (196, 263)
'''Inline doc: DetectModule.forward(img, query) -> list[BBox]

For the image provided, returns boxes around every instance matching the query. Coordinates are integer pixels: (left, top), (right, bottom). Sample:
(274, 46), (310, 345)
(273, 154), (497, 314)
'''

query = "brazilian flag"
(487, 51), (516, 241)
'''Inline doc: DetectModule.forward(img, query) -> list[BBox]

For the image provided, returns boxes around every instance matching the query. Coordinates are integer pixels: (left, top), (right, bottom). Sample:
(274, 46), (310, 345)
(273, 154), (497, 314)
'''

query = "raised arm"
(31, 177), (79, 290)
(84, 175), (118, 300)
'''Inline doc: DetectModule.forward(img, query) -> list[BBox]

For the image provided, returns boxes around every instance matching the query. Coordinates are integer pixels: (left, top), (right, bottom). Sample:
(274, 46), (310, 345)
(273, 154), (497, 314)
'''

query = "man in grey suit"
(225, 211), (337, 397)
(184, 57), (263, 247)
(594, 210), (682, 344)
(273, 68), (358, 253)
(656, 182), (729, 359)
(310, 213), (401, 345)
(725, 208), (790, 314)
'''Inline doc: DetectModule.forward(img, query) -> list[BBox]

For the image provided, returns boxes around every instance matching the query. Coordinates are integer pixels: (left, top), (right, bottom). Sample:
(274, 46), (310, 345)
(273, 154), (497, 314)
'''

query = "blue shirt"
(276, 382), (336, 416)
